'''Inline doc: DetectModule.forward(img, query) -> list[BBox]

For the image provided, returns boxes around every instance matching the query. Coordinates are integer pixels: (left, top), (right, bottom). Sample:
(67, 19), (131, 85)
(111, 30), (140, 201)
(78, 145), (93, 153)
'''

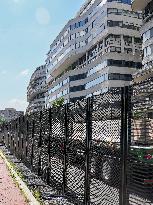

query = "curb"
(0, 150), (40, 205)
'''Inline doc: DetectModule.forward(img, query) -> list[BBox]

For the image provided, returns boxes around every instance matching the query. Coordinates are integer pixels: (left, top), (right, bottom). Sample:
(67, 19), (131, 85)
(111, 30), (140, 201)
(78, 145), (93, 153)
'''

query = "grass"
(33, 189), (44, 205)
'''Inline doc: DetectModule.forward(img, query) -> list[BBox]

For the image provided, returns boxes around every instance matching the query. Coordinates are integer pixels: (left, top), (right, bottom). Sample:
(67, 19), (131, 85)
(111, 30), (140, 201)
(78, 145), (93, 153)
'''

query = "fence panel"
(40, 109), (50, 180)
(90, 88), (123, 205)
(65, 99), (87, 204)
(31, 111), (41, 173)
(25, 114), (35, 169)
(48, 105), (65, 194)
(128, 79), (153, 205)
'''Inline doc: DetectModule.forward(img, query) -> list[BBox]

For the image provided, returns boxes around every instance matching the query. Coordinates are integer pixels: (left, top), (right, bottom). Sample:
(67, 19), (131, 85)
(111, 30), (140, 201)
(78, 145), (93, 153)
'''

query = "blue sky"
(0, 0), (84, 111)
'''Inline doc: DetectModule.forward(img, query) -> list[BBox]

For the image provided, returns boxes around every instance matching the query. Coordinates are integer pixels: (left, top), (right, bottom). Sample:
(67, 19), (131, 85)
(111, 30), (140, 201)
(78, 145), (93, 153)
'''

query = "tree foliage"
(52, 97), (65, 108)
(0, 116), (6, 125)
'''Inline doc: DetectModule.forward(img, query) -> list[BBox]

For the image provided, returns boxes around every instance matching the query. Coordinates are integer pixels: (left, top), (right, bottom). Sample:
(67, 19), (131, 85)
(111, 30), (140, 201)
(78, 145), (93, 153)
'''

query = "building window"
(57, 92), (62, 98)
(70, 85), (85, 92)
(108, 73), (132, 81)
(63, 78), (69, 85)
(63, 89), (69, 96)
(86, 74), (108, 89)
(107, 59), (142, 69)
(87, 61), (107, 76)
(70, 73), (86, 81)
(70, 18), (88, 30)
(144, 45), (152, 57)
(143, 27), (153, 43)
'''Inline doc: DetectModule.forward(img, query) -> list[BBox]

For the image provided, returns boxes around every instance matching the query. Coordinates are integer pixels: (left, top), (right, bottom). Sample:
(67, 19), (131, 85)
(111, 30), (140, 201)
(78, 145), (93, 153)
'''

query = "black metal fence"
(0, 86), (153, 205)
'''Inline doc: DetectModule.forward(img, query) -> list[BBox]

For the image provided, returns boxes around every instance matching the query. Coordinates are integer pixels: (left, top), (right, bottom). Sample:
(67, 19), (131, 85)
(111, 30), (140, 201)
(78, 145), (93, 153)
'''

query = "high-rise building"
(132, 0), (153, 144)
(45, 0), (142, 108)
(132, 0), (153, 83)
(26, 65), (47, 114)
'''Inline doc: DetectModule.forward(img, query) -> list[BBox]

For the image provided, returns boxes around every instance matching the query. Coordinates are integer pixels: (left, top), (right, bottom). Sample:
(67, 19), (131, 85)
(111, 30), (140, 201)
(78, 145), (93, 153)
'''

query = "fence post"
(18, 117), (21, 159)
(7, 124), (10, 150)
(38, 111), (42, 176)
(47, 108), (52, 185)
(30, 119), (35, 170)
(1, 124), (4, 145)
(63, 103), (68, 194)
(120, 86), (130, 205)
(84, 97), (92, 205)
(25, 119), (29, 165)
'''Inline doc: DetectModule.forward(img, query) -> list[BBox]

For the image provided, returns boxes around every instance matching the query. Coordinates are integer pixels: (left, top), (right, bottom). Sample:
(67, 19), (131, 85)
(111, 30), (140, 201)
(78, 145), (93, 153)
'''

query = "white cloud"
(0, 70), (7, 75)
(11, 0), (24, 3)
(0, 99), (28, 112)
(35, 7), (51, 25)
(18, 69), (29, 77)
(13, 0), (20, 3)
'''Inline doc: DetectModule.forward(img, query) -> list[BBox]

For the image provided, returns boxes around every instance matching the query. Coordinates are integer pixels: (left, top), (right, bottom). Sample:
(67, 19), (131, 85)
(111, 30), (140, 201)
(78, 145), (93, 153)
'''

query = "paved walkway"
(0, 156), (28, 205)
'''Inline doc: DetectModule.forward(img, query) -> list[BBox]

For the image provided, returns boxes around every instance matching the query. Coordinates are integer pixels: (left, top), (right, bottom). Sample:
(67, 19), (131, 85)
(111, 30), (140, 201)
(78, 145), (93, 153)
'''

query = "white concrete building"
(132, 0), (153, 144)
(45, 0), (142, 107)
(27, 65), (47, 114)
(132, 0), (153, 83)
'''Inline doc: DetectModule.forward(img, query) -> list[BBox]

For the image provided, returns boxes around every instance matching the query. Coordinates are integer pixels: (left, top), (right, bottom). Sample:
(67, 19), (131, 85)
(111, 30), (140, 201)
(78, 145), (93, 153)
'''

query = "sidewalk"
(0, 156), (28, 205)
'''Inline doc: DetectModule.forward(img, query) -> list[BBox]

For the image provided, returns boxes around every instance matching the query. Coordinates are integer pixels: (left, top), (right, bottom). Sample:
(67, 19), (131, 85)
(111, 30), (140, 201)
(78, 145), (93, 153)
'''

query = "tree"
(0, 116), (6, 125)
(52, 97), (65, 108)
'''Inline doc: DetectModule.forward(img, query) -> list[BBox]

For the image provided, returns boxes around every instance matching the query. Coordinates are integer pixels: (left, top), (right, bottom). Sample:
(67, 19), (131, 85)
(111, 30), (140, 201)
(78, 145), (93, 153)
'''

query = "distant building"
(0, 108), (24, 122)
(26, 65), (47, 114)
(45, 0), (142, 107)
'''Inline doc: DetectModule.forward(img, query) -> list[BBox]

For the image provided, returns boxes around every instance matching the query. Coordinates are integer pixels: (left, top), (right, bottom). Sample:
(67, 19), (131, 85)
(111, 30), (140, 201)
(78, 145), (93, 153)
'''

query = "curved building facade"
(27, 65), (46, 114)
(46, 0), (142, 107)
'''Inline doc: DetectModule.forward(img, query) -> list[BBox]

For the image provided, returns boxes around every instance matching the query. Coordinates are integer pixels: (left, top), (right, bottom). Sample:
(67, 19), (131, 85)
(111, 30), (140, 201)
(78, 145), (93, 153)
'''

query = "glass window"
(70, 33), (75, 40)
(75, 42), (80, 49)
(57, 92), (62, 98)
(143, 30), (150, 43)
(80, 30), (85, 37)
(108, 73), (132, 81)
(63, 89), (68, 96)
(107, 8), (118, 14)
(76, 32), (80, 38)
(70, 85), (85, 92)
(70, 73), (86, 81)
(70, 24), (76, 30)
(75, 22), (80, 28)
(51, 95), (56, 101)
(86, 74), (106, 89)
(63, 78), (69, 85)
(70, 18), (88, 31)
(144, 46), (152, 57)
(150, 28), (153, 38)
(87, 61), (107, 76)
(80, 41), (86, 47)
